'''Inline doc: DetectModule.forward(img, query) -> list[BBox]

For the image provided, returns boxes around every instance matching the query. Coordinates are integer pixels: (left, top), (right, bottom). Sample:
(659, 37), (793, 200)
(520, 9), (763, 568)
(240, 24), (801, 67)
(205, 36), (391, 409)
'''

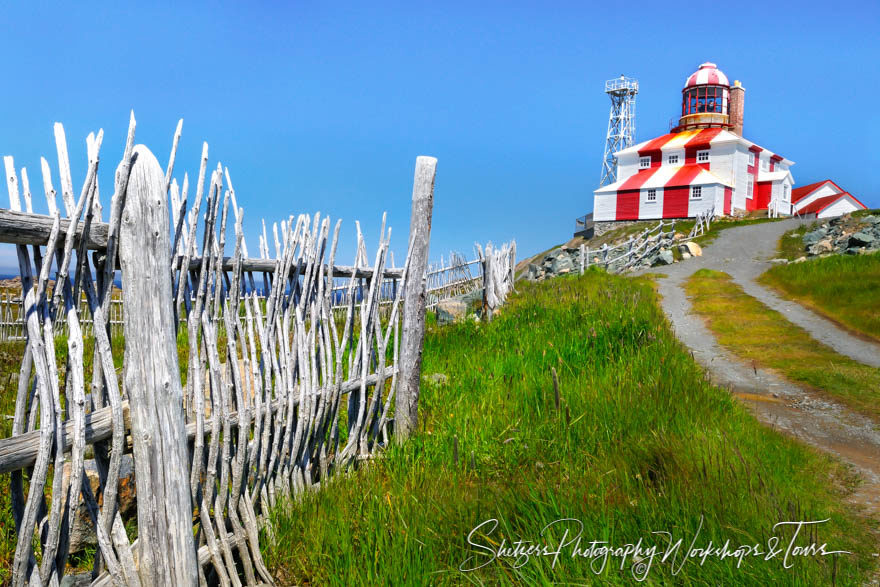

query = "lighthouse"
(592, 62), (798, 222)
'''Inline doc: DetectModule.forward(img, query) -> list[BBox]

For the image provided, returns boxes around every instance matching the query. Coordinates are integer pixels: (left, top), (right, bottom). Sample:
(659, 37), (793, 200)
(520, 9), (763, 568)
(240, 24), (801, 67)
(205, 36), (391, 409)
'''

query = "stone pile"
(801, 214), (880, 258)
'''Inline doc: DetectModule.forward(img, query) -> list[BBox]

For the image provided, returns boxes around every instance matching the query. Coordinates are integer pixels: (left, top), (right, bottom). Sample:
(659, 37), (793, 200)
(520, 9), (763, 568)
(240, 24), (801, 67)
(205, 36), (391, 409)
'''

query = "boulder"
(652, 250), (674, 266)
(769, 258), (788, 265)
(803, 228), (828, 245)
(861, 215), (878, 225)
(681, 252), (691, 260)
(550, 254), (574, 274)
(808, 239), (833, 256)
(684, 241), (702, 257)
(437, 299), (468, 325)
(793, 256), (807, 263)
(458, 289), (484, 306)
(849, 232), (876, 248)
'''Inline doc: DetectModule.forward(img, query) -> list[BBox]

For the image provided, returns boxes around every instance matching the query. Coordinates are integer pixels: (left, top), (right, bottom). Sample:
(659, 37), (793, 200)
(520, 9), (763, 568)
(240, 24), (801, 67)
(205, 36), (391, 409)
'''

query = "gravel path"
(637, 219), (880, 514)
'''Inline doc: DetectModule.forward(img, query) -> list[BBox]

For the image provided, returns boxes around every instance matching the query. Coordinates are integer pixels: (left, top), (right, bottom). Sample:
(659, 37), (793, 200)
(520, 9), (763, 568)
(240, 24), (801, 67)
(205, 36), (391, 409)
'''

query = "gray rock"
(652, 250), (674, 266)
(550, 254), (574, 274)
(436, 299), (468, 325)
(861, 215), (878, 225)
(769, 258), (788, 265)
(808, 239), (833, 256)
(458, 289), (484, 306)
(793, 256), (808, 263)
(849, 232), (875, 247)
(845, 247), (863, 255)
(60, 573), (92, 587)
(803, 228), (828, 245)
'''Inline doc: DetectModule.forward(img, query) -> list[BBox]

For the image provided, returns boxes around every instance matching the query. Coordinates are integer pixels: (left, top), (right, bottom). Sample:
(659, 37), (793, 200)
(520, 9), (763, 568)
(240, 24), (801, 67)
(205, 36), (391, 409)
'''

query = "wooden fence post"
(119, 145), (198, 585)
(397, 156), (436, 442)
(579, 243), (585, 275)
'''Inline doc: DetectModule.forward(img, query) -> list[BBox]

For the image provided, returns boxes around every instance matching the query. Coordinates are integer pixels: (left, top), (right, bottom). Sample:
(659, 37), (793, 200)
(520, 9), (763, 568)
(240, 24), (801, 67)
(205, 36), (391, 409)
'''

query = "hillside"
(262, 271), (876, 584)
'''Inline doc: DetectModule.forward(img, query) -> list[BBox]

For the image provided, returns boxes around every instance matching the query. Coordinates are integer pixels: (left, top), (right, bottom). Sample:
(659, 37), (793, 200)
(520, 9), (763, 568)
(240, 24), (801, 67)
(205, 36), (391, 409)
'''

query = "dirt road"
(641, 219), (880, 515)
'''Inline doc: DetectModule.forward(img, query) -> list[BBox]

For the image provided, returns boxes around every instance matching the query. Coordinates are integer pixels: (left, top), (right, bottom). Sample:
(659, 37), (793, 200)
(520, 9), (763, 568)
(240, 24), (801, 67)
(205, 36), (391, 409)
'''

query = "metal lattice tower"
(600, 75), (639, 187)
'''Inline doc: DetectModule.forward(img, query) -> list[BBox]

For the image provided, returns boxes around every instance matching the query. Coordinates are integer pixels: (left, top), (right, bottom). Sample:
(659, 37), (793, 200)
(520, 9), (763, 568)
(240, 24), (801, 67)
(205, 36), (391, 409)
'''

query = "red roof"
(799, 192), (867, 214)
(791, 179), (844, 203)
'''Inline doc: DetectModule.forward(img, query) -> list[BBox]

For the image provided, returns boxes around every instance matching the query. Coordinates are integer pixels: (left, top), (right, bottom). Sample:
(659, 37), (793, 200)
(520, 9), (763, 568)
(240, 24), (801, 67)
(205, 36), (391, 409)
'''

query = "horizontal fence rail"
(0, 116), (436, 586)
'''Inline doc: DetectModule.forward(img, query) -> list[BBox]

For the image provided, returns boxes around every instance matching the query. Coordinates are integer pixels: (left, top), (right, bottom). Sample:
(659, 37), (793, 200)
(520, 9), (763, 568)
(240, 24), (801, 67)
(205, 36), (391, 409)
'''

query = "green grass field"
(688, 269), (880, 420)
(261, 270), (877, 585)
(760, 252), (880, 342)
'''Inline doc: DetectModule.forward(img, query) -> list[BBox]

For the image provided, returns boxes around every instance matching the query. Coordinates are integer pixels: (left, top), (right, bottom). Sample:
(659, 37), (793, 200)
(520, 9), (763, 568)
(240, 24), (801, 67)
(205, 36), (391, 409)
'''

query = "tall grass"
(262, 271), (876, 585)
(760, 252), (880, 341)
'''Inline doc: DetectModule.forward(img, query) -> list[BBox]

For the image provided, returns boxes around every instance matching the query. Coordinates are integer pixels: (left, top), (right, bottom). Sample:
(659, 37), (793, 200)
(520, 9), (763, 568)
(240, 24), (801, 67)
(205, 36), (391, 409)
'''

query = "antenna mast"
(600, 75), (638, 187)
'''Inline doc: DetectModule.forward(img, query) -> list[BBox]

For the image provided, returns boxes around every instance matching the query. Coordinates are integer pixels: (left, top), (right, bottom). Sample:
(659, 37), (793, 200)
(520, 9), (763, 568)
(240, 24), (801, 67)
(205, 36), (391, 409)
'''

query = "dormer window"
(690, 186), (702, 200)
(748, 152), (755, 166)
(667, 154), (679, 165)
(646, 188), (657, 202)
(639, 157), (651, 169)
(761, 159), (768, 171)
(697, 150), (710, 163)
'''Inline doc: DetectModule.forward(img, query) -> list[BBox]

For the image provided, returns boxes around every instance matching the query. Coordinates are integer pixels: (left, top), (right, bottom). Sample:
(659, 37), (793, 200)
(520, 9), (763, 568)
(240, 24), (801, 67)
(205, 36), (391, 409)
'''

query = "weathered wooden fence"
(0, 293), (125, 341)
(476, 241), (516, 318)
(0, 116), (436, 586)
(686, 205), (716, 239)
(425, 252), (482, 309)
(423, 240), (517, 317)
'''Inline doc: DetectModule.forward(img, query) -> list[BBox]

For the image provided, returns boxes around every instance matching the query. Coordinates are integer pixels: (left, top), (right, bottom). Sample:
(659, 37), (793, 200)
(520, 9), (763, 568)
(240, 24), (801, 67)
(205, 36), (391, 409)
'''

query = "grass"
(759, 252), (880, 342)
(687, 269), (880, 420)
(261, 270), (877, 585)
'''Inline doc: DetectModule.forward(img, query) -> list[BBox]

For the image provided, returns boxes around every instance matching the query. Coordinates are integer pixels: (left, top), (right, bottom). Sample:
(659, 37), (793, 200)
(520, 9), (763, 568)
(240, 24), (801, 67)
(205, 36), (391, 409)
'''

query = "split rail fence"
(576, 206), (715, 274)
(0, 116), (436, 586)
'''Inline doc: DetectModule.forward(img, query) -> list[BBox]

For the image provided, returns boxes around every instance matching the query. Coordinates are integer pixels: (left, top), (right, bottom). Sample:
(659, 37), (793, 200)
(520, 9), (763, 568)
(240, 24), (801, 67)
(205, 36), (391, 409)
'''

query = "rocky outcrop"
(802, 214), (880, 258)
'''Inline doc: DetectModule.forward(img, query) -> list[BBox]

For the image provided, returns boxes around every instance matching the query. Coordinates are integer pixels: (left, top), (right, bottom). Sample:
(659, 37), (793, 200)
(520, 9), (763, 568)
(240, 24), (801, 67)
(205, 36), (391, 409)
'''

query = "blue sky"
(1, 1), (878, 272)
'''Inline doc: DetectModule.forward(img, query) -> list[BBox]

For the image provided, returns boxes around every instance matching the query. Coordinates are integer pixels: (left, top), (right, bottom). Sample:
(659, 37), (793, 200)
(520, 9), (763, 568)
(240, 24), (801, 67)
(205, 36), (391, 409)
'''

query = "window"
(667, 154), (679, 165)
(691, 186), (702, 200)
(748, 152), (755, 166)
(646, 188), (657, 202)
(682, 85), (726, 115)
(761, 159), (768, 171)
(747, 176), (754, 198)
(697, 150), (709, 163)
(639, 157), (651, 168)
(783, 184), (790, 202)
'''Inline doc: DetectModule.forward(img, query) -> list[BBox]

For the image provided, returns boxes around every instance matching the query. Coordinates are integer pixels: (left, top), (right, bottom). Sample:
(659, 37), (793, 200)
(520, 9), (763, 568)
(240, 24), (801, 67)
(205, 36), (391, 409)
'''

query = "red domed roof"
(685, 62), (729, 88)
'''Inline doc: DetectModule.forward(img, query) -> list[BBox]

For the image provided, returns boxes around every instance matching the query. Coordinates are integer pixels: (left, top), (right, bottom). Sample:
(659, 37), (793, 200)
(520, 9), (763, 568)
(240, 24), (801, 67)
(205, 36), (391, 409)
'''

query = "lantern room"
(677, 62), (731, 132)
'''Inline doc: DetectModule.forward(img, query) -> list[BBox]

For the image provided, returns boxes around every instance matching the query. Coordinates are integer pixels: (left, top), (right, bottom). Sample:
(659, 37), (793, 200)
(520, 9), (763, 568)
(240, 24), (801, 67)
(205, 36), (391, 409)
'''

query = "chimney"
(729, 80), (745, 136)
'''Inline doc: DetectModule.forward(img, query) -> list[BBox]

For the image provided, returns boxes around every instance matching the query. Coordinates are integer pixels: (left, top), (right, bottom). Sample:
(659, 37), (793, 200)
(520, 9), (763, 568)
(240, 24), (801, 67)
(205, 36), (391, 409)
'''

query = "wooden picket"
(0, 116), (435, 586)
